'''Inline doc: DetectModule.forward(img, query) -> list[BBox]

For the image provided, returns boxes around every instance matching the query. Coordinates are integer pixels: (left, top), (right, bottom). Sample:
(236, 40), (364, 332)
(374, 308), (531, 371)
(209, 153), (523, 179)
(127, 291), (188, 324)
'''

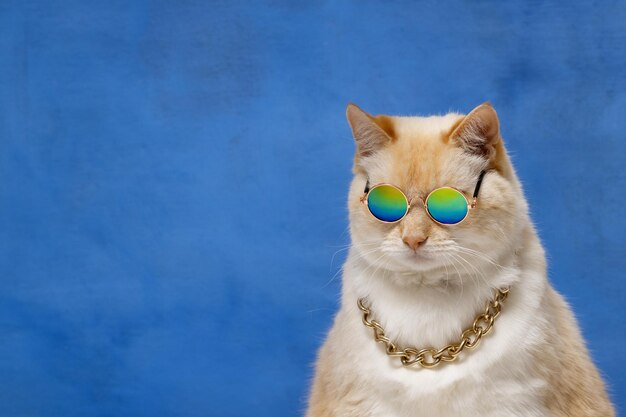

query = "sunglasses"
(360, 170), (488, 225)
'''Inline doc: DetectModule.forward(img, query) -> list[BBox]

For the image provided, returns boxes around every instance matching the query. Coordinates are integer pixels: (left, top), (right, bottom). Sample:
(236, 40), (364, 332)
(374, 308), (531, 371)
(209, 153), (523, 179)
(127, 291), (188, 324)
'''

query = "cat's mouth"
(355, 238), (460, 275)
(400, 242), (478, 273)
(389, 246), (444, 271)
(404, 247), (432, 261)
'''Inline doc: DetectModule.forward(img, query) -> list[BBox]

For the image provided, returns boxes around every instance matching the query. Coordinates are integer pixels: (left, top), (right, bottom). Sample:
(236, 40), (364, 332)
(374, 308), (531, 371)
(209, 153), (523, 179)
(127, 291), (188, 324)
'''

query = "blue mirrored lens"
(367, 185), (408, 222)
(426, 187), (469, 225)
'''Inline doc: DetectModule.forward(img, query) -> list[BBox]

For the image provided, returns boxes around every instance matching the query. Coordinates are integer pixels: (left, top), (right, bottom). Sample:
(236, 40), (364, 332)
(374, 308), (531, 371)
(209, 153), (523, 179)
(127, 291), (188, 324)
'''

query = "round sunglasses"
(360, 171), (488, 225)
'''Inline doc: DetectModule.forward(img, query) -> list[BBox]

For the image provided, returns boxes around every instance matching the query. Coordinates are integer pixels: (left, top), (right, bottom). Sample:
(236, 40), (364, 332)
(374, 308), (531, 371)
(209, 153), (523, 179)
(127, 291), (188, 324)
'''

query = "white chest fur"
(327, 237), (551, 417)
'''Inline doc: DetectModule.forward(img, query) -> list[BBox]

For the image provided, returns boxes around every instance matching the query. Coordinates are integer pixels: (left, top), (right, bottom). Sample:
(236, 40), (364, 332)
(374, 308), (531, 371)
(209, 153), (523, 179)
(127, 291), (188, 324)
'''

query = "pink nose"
(403, 235), (428, 251)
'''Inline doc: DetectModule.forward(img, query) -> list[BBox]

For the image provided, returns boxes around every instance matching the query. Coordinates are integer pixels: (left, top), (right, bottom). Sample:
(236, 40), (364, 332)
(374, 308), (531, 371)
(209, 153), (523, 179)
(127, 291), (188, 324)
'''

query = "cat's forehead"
(385, 114), (476, 190)
(389, 113), (464, 137)
(361, 113), (484, 191)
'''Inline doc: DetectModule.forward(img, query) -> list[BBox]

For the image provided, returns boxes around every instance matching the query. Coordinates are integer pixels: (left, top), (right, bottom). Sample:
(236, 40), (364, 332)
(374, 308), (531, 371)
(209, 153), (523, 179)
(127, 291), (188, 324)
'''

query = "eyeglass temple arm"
(471, 170), (487, 208)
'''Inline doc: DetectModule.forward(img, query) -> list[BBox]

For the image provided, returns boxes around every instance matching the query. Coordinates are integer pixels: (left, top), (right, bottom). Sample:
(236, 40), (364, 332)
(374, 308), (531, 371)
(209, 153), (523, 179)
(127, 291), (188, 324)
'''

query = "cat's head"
(346, 103), (527, 286)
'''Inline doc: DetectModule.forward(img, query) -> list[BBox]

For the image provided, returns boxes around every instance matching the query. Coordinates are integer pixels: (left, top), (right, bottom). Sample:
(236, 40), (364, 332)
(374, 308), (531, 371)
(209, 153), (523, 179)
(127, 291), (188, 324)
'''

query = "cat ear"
(449, 102), (500, 160)
(346, 103), (393, 160)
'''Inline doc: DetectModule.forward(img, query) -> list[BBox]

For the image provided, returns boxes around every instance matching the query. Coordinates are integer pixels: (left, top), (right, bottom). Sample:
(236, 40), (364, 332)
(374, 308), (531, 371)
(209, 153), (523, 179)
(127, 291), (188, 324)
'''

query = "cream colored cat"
(306, 103), (615, 417)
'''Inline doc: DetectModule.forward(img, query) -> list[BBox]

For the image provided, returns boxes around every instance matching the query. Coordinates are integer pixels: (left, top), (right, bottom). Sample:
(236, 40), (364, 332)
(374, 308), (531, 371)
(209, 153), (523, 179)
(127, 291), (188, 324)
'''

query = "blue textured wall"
(1, 1), (624, 416)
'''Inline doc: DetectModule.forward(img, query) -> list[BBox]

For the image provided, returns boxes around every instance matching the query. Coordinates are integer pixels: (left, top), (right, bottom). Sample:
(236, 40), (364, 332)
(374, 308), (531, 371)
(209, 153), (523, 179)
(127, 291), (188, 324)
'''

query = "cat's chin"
(386, 266), (464, 288)
(361, 254), (460, 288)
(392, 249), (445, 272)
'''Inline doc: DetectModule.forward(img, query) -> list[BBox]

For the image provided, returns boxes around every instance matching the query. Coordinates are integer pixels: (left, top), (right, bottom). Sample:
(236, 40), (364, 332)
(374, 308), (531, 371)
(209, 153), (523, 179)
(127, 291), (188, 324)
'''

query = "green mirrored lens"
(426, 187), (469, 225)
(367, 185), (408, 222)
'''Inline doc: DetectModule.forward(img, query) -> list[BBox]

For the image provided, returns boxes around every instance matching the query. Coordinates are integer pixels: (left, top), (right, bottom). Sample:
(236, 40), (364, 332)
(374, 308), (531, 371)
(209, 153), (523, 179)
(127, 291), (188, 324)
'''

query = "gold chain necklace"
(357, 288), (509, 368)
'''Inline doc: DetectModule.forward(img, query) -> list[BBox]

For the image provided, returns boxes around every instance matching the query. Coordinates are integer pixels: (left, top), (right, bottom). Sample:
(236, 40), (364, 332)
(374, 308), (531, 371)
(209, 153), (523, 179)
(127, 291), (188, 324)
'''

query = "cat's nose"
(402, 234), (428, 251)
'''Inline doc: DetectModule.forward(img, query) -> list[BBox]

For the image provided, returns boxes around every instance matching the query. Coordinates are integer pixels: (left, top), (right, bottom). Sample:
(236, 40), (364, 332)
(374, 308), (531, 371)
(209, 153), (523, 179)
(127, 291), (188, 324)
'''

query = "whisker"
(452, 245), (504, 270)
(452, 252), (490, 288)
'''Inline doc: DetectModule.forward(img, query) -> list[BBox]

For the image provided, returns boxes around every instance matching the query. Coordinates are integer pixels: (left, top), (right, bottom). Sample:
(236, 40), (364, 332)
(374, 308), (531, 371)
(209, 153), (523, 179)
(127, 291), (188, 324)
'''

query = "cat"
(305, 103), (615, 417)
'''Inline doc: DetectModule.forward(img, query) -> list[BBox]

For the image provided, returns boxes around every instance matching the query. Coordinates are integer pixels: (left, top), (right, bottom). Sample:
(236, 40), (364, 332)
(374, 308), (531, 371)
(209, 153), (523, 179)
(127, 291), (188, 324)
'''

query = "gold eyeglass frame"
(359, 170), (488, 226)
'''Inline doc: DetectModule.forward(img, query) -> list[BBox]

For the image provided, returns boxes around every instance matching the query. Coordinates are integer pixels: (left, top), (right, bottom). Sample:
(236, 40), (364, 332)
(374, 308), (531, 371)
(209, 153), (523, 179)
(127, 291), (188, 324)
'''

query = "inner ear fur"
(448, 102), (500, 160)
(346, 103), (395, 160)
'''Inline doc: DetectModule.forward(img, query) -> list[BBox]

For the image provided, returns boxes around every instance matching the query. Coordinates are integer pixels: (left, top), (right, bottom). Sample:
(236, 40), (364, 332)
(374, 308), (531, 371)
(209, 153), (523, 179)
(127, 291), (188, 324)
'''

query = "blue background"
(1, 1), (624, 416)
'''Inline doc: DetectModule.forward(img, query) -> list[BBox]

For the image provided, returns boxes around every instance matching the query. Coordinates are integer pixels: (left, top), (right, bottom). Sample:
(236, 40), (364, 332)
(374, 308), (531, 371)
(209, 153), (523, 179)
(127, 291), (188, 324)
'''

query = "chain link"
(357, 288), (509, 369)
